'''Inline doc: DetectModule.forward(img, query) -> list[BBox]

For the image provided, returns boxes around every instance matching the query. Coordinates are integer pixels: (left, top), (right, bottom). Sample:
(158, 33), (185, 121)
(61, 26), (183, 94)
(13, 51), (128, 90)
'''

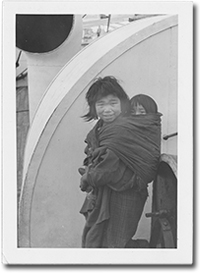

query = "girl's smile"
(95, 95), (122, 123)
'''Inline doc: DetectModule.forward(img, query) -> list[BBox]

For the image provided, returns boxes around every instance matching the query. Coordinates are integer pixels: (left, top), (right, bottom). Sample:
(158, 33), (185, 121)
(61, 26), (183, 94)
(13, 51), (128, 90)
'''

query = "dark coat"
(80, 113), (161, 248)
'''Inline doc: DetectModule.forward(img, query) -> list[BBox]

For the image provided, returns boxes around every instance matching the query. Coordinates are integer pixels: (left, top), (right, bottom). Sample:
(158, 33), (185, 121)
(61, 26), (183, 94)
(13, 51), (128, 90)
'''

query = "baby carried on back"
(79, 102), (162, 192)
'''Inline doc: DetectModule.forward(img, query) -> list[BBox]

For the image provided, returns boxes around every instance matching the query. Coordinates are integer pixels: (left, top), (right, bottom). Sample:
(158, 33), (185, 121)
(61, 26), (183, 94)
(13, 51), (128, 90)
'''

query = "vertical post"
(107, 14), (111, 32)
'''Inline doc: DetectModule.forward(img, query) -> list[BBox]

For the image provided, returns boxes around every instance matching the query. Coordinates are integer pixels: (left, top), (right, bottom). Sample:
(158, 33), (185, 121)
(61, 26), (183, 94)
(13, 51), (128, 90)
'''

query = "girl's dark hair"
(83, 76), (130, 121)
(130, 94), (158, 114)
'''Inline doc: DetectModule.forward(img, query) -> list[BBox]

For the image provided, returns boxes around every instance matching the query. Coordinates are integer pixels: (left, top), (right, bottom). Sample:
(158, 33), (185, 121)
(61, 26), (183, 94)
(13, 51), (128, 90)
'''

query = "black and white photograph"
(2, 0), (193, 265)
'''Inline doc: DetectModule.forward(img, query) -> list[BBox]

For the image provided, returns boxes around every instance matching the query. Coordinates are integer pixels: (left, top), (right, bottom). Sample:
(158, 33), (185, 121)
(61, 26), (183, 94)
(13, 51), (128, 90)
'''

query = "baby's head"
(130, 94), (158, 115)
(83, 76), (130, 122)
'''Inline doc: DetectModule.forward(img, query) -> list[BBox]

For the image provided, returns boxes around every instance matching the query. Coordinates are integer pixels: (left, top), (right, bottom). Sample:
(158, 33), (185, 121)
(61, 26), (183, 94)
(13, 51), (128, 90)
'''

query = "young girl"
(79, 76), (162, 248)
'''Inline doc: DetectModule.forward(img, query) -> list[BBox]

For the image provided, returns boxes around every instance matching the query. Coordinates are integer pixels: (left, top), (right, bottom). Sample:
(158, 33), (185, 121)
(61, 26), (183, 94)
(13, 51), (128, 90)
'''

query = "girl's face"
(95, 94), (121, 123)
(132, 103), (146, 115)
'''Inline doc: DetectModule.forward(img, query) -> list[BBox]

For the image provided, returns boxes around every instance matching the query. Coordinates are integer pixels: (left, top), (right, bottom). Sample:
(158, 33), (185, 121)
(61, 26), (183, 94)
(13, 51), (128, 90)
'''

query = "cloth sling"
(89, 113), (162, 184)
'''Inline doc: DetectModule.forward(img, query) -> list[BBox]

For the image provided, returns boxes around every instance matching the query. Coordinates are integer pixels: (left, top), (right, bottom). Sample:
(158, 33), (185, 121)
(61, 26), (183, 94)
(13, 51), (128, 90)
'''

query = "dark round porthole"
(16, 15), (74, 53)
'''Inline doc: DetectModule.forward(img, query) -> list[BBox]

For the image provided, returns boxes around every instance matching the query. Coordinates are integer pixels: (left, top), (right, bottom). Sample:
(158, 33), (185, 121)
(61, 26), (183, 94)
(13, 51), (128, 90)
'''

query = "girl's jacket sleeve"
(86, 148), (138, 192)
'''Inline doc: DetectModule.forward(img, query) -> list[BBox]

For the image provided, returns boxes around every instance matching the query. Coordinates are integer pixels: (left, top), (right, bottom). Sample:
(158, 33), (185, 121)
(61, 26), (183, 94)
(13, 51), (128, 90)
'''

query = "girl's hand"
(78, 167), (86, 175)
(80, 173), (89, 192)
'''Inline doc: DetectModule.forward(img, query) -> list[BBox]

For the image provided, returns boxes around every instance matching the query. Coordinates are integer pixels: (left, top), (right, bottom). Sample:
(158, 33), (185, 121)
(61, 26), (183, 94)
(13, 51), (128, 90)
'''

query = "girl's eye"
(110, 101), (118, 105)
(96, 103), (104, 107)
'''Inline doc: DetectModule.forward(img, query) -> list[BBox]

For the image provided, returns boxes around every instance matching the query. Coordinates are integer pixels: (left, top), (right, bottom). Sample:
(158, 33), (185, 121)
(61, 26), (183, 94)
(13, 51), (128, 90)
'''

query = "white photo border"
(2, 0), (193, 265)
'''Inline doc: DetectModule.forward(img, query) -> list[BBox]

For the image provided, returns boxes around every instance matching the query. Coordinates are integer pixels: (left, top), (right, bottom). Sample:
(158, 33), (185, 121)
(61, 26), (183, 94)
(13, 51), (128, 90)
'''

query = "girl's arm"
(86, 149), (137, 191)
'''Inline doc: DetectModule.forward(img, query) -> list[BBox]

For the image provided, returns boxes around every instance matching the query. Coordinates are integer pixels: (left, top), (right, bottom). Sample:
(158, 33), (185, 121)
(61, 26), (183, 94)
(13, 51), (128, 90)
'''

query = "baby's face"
(132, 103), (146, 115)
(95, 94), (121, 123)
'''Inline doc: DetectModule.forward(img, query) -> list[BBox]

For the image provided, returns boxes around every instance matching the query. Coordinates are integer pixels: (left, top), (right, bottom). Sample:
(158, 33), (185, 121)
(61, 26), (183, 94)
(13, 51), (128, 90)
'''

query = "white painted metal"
(22, 15), (83, 123)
